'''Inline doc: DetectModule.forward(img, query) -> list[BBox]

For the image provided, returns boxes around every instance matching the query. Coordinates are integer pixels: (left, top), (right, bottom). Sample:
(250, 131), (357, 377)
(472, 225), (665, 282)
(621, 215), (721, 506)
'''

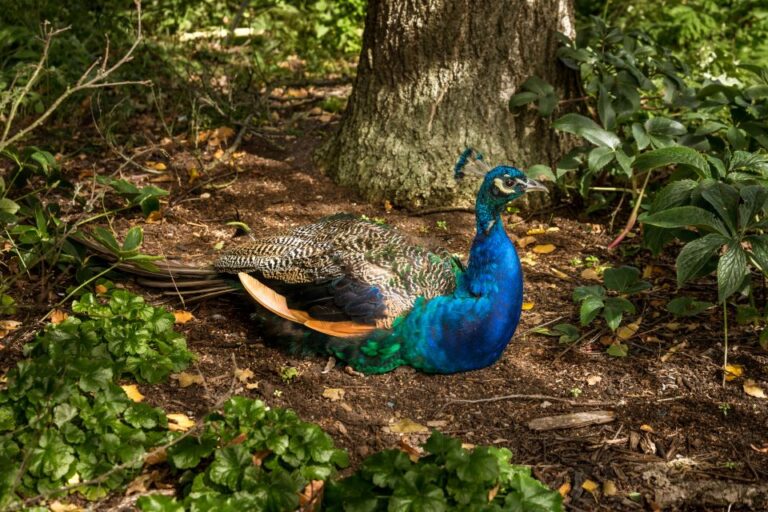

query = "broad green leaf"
(137, 495), (184, 512)
(606, 342), (629, 357)
(553, 113), (620, 149)
(748, 235), (768, 273)
(634, 147), (709, 177)
(603, 266), (650, 294)
(648, 180), (697, 213)
(587, 147), (615, 172)
(92, 227), (121, 254)
(675, 233), (730, 286)
(122, 227), (144, 253)
(632, 123), (650, 150)
(666, 296), (713, 317)
(526, 165), (556, 182)
(0, 198), (20, 215)
(579, 296), (604, 326)
(645, 117), (687, 137)
(597, 85), (616, 130)
(603, 297), (635, 331)
(552, 323), (580, 344)
(717, 242), (749, 302)
(208, 445), (250, 490)
(642, 206), (728, 235)
(700, 182), (739, 235)
(508, 91), (538, 109)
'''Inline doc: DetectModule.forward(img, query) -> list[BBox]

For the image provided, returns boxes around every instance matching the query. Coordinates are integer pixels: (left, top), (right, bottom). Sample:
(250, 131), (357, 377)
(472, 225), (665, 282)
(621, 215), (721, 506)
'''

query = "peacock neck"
(474, 201), (501, 236)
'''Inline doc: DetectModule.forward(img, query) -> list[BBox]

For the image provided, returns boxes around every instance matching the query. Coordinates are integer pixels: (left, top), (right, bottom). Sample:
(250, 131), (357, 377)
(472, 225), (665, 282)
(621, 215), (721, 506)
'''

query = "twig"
(519, 316), (565, 335)
(411, 206), (475, 216)
(0, 0), (148, 154)
(607, 170), (652, 250)
(443, 394), (614, 408)
(555, 329), (600, 360)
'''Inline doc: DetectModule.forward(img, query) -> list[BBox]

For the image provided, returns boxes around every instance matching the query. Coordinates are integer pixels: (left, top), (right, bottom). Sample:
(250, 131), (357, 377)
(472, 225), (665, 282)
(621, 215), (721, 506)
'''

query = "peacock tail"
(80, 150), (547, 374)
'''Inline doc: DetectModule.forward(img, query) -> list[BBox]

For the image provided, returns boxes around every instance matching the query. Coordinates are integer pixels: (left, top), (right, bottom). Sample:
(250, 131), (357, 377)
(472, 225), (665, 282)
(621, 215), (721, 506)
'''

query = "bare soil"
(3, 90), (768, 511)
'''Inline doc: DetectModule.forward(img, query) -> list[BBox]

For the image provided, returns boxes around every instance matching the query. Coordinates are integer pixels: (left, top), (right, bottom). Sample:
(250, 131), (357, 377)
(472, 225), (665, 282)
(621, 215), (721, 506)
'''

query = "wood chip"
(527, 410), (615, 431)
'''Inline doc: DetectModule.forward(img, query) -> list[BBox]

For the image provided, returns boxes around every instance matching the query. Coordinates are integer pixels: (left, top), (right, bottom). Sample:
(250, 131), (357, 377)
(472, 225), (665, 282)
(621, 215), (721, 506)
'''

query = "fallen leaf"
(167, 413), (195, 432)
(398, 438), (423, 462)
(516, 235), (537, 249)
(488, 484), (500, 502)
(387, 418), (428, 434)
(95, 284), (108, 294)
(586, 375), (602, 386)
(125, 473), (152, 495)
(522, 302), (535, 311)
(121, 384), (145, 402)
(146, 210), (163, 223)
(724, 364), (745, 382)
(581, 479), (599, 495)
(50, 309), (69, 324)
(149, 174), (174, 183)
(640, 424), (654, 433)
(322, 388), (345, 401)
(519, 255), (538, 267)
(49, 501), (82, 512)
(173, 310), (195, 324)
(603, 480), (617, 496)
(0, 320), (22, 338)
(213, 148), (225, 160)
(151, 162), (167, 171)
(558, 481), (571, 498)
(580, 268), (601, 281)
(235, 368), (254, 383)
(616, 319), (641, 340)
(527, 228), (547, 235)
(665, 322), (683, 331)
(299, 480), (325, 509)
(252, 449), (271, 466)
(187, 167), (200, 184)
(532, 244), (556, 254)
(144, 447), (167, 465)
(246, 381), (260, 390)
(171, 372), (204, 388)
(661, 341), (688, 362)
(744, 379), (766, 398)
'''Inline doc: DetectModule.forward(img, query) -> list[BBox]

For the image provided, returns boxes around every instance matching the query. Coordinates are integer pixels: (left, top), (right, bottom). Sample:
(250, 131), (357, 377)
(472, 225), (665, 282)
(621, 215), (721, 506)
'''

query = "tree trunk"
(319, 0), (576, 208)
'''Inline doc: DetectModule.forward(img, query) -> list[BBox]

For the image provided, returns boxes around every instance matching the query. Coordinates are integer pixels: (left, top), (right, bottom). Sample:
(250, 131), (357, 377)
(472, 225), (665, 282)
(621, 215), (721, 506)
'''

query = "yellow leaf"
(532, 244), (556, 254)
(744, 379), (766, 398)
(171, 372), (204, 388)
(558, 481), (571, 497)
(661, 341), (688, 362)
(167, 413), (195, 432)
(146, 210), (163, 224)
(322, 388), (346, 401)
(95, 284), (108, 294)
(640, 424), (654, 433)
(188, 167), (200, 184)
(527, 228), (546, 235)
(49, 501), (83, 512)
(522, 302), (535, 311)
(603, 480), (617, 496)
(387, 418), (428, 434)
(616, 319), (641, 340)
(516, 235), (537, 249)
(213, 148), (225, 160)
(724, 364), (744, 382)
(121, 384), (145, 402)
(580, 268), (601, 281)
(581, 479), (599, 494)
(50, 309), (69, 324)
(173, 310), (195, 324)
(151, 162), (167, 171)
(235, 368), (254, 382)
(0, 320), (22, 338)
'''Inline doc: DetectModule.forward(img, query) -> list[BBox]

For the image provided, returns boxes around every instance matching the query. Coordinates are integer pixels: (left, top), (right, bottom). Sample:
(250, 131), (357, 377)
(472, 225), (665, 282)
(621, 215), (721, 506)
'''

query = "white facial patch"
(493, 176), (525, 195)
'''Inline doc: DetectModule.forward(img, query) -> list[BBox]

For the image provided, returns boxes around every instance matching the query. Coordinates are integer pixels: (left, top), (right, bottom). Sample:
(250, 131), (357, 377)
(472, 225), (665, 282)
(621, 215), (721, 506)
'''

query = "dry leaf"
(167, 413), (195, 432)
(121, 384), (145, 402)
(49, 501), (82, 512)
(527, 228), (547, 235)
(172, 372), (204, 388)
(50, 310), (69, 324)
(586, 375), (602, 386)
(516, 235), (537, 249)
(549, 267), (571, 280)
(0, 320), (22, 338)
(640, 424), (654, 433)
(581, 479), (599, 494)
(744, 379), (766, 398)
(522, 302), (535, 311)
(558, 481), (571, 498)
(187, 167), (200, 184)
(387, 418), (428, 434)
(213, 148), (225, 160)
(151, 162), (167, 171)
(398, 438), (423, 462)
(95, 284), (108, 294)
(252, 449), (271, 466)
(661, 341), (688, 363)
(724, 364), (744, 382)
(580, 268), (601, 281)
(532, 244), (556, 254)
(299, 480), (325, 510)
(246, 381), (260, 390)
(519, 255), (538, 267)
(173, 310), (195, 324)
(488, 484), (501, 502)
(150, 174), (174, 183)
(603, 480), (617, 496)
(616, 319), (641, 341)
(126, 473), (152, 495)
(750, 443), (768, 454)
(322, 388), (345, 401)
(145, 447), (167, 465)
(235, 368), (254, 383)
(146, 210), (163, 224)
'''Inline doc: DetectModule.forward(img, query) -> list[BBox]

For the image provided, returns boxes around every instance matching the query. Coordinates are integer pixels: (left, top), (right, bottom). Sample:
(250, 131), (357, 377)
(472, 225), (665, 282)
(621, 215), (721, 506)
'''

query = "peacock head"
(454, 149), (548, 212)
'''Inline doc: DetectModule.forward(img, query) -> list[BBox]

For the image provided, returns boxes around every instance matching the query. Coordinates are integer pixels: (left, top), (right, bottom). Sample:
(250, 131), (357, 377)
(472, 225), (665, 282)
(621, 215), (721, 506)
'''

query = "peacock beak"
(523, 177), (549, 193)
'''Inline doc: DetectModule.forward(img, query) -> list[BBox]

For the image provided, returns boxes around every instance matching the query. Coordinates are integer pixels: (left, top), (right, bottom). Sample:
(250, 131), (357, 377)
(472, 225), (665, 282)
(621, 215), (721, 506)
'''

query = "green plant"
(573, 266), (650, 330)
(570, 387), (583, 398)
(667, 296), (714, 317)
(0, 287), (193, 507)
(280, 366), (299, 383)
(325, 431), (563, 511)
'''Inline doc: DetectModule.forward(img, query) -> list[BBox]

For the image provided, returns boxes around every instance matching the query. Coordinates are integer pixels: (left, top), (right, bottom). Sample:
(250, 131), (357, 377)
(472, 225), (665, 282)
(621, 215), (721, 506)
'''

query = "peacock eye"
(505, 178), (515, 187)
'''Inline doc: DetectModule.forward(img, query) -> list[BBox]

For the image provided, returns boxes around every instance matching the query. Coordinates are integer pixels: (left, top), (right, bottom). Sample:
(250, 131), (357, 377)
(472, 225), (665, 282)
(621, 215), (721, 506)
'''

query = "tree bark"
(319, 0), (576, 208)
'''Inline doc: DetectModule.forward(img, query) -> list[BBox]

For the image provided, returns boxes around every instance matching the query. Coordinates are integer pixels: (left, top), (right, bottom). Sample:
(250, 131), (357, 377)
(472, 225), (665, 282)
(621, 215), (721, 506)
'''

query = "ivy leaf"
(456, 448), (499, 484)
(717, 242), (749, 302)
(553, 113), (621, 149)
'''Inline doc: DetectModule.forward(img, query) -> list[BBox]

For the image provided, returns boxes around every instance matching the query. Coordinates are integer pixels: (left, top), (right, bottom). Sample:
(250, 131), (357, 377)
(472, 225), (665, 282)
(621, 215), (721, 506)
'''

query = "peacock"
(82, 150), (547, 374)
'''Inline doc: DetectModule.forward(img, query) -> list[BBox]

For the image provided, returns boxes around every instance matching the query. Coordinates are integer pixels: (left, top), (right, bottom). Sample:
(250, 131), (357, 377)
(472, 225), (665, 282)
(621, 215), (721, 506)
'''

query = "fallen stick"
(527, 410), (616, 431)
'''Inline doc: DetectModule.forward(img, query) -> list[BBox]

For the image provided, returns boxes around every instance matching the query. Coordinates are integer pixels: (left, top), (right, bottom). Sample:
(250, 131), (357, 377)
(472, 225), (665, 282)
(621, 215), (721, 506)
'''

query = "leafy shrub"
(0, 288), (193, 507)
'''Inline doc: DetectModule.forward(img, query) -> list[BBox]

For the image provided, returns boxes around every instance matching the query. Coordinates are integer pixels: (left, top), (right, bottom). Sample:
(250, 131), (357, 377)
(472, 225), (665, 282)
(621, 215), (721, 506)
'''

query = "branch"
(0, 0), (147, 154)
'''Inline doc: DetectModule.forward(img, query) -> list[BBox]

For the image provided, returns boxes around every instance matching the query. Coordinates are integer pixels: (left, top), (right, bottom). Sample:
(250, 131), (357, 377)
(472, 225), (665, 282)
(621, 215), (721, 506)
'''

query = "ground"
(3, 87), (768, 511)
